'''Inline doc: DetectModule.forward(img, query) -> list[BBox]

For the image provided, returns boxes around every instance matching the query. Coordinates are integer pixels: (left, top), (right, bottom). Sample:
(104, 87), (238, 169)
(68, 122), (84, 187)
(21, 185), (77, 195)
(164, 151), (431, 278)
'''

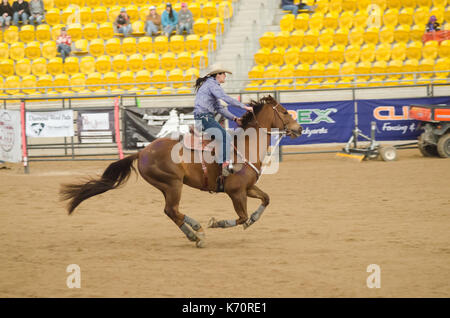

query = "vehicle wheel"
(418, 134), (439, 157)
(379, 146), (397, 161)
(437, 133), (450, 158)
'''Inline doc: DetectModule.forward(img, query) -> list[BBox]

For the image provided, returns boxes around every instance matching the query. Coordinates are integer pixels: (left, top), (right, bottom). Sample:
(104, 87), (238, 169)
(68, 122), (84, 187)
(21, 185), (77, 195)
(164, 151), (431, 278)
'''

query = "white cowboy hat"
(204, 63), (232, 77)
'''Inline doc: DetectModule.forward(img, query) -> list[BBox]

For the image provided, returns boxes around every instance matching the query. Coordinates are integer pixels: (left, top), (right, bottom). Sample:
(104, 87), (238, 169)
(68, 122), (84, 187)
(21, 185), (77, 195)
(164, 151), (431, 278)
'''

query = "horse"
(60, 95), (303, 248)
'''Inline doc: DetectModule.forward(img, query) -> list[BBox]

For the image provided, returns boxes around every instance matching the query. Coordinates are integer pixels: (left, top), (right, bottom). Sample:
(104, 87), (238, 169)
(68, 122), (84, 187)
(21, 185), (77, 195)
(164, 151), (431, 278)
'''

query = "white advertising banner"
(0, 110), (22, 163)
(26, 110), (74, 137)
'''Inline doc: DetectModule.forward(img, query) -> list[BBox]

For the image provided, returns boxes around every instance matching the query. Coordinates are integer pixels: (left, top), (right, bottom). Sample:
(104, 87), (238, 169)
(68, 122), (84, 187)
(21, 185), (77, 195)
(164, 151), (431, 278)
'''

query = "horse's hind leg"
(163, 181), (206, 248)
(243, 185), (270, 230)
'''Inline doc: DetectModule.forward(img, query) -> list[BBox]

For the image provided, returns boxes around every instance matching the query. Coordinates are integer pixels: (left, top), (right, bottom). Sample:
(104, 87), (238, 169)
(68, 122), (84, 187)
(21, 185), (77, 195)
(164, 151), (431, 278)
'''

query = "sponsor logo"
(0, 112), (15, 152)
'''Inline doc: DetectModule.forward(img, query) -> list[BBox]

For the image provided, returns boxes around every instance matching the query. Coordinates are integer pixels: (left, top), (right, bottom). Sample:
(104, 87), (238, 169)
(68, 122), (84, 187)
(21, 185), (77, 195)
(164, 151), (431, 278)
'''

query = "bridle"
(250, 101), (290, 136)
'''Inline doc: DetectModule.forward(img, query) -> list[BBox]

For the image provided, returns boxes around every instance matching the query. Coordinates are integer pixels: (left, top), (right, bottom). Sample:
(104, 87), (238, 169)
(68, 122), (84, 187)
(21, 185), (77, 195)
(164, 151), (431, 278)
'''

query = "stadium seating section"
(0, 0), (235, 95)
(247, 0), (450, 90)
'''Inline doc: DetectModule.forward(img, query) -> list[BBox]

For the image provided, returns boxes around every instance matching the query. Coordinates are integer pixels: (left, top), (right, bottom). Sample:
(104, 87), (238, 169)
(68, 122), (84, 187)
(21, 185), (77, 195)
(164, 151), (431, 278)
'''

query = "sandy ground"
(0, 148), (449, 298)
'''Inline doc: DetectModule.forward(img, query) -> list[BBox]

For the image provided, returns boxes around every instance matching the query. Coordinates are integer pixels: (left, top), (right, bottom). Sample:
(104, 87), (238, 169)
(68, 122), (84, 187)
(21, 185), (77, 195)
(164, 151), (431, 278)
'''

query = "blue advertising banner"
(229, 100), (355, 145)
(357, 97), (450, 141)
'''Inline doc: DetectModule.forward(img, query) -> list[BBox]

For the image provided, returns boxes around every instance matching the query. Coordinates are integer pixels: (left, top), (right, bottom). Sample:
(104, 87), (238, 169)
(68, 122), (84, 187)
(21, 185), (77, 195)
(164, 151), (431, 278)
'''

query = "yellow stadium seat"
(4, 26), (19, 44)
(47, 57), (63, 76)
(284, 47), (300, 65)
(168, 35), (184, 53)
(360, 43), (376, 63)
(391, 43), (406, 61)
(70, 73), (86, 92)
(401, 0), (416, 8)
(61, 7), (75, 24)
(375, 43), (392, 62)
(418, 58), (434, 79)
(434, 58), (450, 80)
(108, 5), (122, 22)
(31, 58), (47, 77)
(414, 7), (430, 26)
(393, 25), (410, 43)
(363, 27), (379, 45)
(259, 32), (275, 50)
(93, 6), (108, 24)
(82, 23), (98, 40)
(167, 68), (184, 88)
(202, 1), (217, 19)
(80, 7), (92, 24)
(51, 24), (64, 41)
(340, 61), (356, 81)
(402, 59), (419, 84)
(152, 69), (167, 89)
(422, 41), (439, 60)
(19, 25), (35, 43)
(184, 67), (199, 82)
(264, 64), (280, 81)
(309, 63), (326, 82)
(309, 12), (324, 32)
(153, 36), (169, 54)
(406, 41), (423, 60)
(294, 63), (310, 85)
(63, 57), (79, 75)
(137, 37), (153, 55)
(95, 55), (111, 73)
(349, 27), (364, 46)
(105, 38), (121, 56)
(295, 13), (309, 32)
(100, 0), (114, 6)
(382, 9), (399, 28)
(304, 29), (319, 47)
(89, 38), (105, 57)
(315, 45), (330, 64)
(45, 8), (61, 26)
(54, 0), (69, 9)
(5, 76), (20, 95)
(333, 28), (349, 46)
(201, 34), (216, 51)
(80, 56), (96, 74)
(379, 26), (394, 44)
(0, 43), (8, 59)
(122, 37), (137, 55)
(274, 31), (290, 49)
(54, 74), (70, 93)
(193, 18), (209, 36)
(10, 42), (25, 60)
(344, 45), (361, 63)
(299, 45), (315, 64)
(131, 21), (145, 36)
(37, 74), (53, 93)
(99, 22), (114, 40)
(439, 40), (450, 59)
(144, 53), (160, 72)
(324, 12), (339, 30)
(355, 61), (371, 83)
(112, 54), (128, 73)
(416, 0), (431, 6)
(125, 4), (139, 22)
(278, 64), (295, 89)
(68, 23), (82, 42)
(74, 39), (88, 55)
(430, 7), (445, 24)
(254, 48), (270, 66)
(188, 2), (201, 20)
(398, 8), (413, 26)
(21, 75), (37, 95)
(176, 52), (192, 70)
(16, 58), (31, 77)
(128, 53), (144, 72)
(209, 17), (224, 35)
(177, 86), (192, 94)
(315, 0), (330, 14)
(338, 11), (353, 29)
(86, 72), (103, 91)
(353, 11), (368, 29)
(24, 41), (40, 60)
(185, 34), (201, 53)
(410, 24), (425, 42)
(373, 0), (387, 11)
(330, 44), (345, 63)
(329, 0), (342, 14)
(342, 0), (357, 11)
(42, 41), (56, 59)
(161, 52), (176, 70)
(325, 61), (340, 81)
(248, 65), (264, 83)
(218, 1), (233, 19)
(319, 28), (334, 47)
(280, 14), (295, 32)
(160, 86), (174, 95)
(289, 30), (304, 48)
(135, 70), (151, 90)
(193, 51), (208, 69)
(269, 47), (285, 66)
(36, 24), (51, 42)
(387, 59), (403, 80)
(119, 71), (134, 90)
(433, 0), (447, 6)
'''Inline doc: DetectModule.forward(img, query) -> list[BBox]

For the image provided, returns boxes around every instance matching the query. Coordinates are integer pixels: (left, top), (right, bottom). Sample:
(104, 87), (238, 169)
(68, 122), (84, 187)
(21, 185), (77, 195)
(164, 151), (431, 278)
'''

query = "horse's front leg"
(242, 185), (270, 230)
(208, 191), (248, 228)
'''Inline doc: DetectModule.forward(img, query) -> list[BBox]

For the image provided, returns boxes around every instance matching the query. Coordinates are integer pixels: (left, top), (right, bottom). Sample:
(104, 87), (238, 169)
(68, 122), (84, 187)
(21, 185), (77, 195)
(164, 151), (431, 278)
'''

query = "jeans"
(163, 24), (176, 37)
(195, 113), (231, 164)
(118, 24), (132, 36)
(282, 4), (314, 15)
(57, 44), (71, 62)
(145, 21), (159, 36)
(0, 16), (11, 26)
(177, 22), (192, 35)
(13, 12), (28, 25)
(29, 14), (43, 25)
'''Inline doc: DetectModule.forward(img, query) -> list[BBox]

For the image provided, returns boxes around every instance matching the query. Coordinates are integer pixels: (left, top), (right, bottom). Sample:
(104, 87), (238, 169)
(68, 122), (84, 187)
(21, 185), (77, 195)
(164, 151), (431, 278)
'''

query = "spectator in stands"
(161, 3), (178, 37)
(177, 2), (193, 35)
(281, 0), (315, 16)
(12, 0), (30, 26)
(0, 0), (13, 27)
(145, 5), (161, 36)
(115, 7), (132, 36)
(426, 15), (440, 32)
(28, 0), (44, 25)
(56, 27), (72, 63)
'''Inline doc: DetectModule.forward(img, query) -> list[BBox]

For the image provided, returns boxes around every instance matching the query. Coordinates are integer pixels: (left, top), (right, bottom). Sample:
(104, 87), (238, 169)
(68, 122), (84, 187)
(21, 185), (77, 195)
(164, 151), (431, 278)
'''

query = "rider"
(193, 64), (253, 175)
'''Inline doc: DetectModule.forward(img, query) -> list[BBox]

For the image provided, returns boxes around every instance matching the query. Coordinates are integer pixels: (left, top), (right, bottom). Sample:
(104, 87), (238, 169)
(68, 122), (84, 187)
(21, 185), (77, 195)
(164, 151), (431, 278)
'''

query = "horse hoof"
(196, 239), (206, 248)
(208, 217), (217, 228)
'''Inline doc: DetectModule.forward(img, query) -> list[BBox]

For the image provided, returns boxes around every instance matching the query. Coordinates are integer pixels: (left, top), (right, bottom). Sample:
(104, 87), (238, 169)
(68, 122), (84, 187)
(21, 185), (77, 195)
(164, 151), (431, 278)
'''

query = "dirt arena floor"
(0, 148), (449, 298)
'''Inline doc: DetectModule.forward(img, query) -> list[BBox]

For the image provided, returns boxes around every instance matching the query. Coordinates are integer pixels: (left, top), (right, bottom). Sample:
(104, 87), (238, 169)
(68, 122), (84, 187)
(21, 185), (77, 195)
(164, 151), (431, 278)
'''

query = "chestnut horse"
(60, 95), (302, 247)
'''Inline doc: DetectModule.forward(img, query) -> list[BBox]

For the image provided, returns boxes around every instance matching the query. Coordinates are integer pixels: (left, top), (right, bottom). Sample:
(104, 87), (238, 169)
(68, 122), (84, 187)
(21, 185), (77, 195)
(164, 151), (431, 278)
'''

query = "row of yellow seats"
(281, 7), (450, 33)
(253, 41), (450, 66)
(0, 71), (198, 95)
(0, 52), (208, 77)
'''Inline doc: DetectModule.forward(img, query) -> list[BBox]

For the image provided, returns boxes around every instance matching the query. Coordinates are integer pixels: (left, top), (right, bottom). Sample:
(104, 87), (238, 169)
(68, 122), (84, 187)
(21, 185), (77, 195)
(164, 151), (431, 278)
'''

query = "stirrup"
(222, 162), (234, 176)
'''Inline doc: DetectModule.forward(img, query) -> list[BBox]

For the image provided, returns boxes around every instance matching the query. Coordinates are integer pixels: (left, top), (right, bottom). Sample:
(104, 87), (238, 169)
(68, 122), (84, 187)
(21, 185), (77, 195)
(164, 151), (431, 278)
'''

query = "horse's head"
(242, 95), (302, 138)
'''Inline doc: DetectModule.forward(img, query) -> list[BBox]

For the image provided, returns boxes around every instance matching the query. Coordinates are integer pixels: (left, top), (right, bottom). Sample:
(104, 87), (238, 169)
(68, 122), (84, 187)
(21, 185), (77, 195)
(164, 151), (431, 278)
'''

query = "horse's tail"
(60, 153), (139, 215)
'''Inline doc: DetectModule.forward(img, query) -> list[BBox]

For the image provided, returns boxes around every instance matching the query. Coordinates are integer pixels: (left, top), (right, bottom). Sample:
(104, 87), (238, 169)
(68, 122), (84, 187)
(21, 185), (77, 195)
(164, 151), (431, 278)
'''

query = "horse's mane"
(241, 95), (276, 128)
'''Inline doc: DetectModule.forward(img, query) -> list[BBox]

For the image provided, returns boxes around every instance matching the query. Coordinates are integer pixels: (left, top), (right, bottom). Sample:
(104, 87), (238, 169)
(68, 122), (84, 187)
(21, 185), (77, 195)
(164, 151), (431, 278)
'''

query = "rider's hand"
(243, 105), (253, 112)
(235, 118), (243, 126)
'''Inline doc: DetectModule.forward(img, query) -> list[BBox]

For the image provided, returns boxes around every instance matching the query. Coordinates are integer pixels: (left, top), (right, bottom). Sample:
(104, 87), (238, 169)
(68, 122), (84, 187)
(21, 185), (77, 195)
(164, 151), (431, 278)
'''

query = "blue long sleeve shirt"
(194, 77), (246, 120)
(161, 10), (178, 27)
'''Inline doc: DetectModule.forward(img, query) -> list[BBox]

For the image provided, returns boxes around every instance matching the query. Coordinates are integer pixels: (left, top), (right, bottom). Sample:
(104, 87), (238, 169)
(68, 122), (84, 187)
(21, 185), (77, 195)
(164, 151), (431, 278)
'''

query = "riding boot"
(222, 161), (234, 176)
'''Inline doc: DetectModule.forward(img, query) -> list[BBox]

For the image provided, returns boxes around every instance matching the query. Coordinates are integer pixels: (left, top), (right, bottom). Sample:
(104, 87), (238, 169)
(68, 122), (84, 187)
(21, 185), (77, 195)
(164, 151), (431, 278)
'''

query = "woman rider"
(193, 64), (253, 175)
